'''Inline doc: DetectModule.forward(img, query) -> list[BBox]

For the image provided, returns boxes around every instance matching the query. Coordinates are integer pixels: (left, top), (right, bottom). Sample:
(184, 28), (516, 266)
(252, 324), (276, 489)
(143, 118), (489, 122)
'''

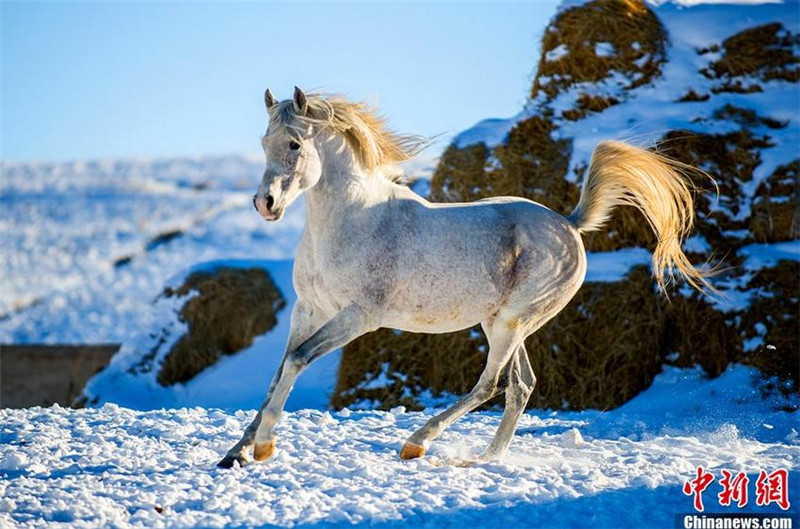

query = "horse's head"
(254, 86), (322, 222)
(254, 87), (427, 221)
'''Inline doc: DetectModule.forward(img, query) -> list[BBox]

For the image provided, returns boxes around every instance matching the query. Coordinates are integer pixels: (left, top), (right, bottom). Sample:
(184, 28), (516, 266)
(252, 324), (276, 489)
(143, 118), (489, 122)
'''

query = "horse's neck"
(303, 138), (392, 243)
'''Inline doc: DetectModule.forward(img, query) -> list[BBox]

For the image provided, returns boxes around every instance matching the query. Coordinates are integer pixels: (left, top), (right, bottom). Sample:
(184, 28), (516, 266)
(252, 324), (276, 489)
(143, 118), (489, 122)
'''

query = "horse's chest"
(295, 246), (363, 314)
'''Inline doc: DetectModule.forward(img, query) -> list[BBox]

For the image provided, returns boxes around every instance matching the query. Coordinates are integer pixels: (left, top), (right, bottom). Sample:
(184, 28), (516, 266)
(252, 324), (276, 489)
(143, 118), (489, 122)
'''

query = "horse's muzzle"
(253, 194), (282, 221)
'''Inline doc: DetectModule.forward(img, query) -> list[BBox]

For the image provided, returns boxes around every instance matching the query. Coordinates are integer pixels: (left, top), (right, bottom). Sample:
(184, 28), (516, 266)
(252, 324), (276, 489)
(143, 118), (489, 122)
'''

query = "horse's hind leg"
(481, 343), (535, 460)
(400, 318), (523, 459)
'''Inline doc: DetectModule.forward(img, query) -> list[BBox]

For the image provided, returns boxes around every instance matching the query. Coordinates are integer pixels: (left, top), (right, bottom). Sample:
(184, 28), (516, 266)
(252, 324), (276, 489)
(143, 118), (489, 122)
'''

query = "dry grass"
(157, 267), (285, 385)
(740, 261), (800, 395)
(429, 143), (491, 203)
(533, 0), (666, 99)
(701, 23), (800, 92)
(750, 160), (800, 242)
(431, 116), (575, 208)
(525, 266), (666, 410)
(333, 327), (487, 411)
(713, 105), (787, 130)
(492, 117), (575, 204)
(562, 94), (620, 121)
(661, 289), (740, 376)
(677, 90), (710, 102)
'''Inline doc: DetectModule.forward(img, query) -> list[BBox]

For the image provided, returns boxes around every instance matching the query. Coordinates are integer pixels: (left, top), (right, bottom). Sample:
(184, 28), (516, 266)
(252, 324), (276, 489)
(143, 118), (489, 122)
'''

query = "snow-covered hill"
(80, 260), (341, 412)
(0, 155), (305, 344)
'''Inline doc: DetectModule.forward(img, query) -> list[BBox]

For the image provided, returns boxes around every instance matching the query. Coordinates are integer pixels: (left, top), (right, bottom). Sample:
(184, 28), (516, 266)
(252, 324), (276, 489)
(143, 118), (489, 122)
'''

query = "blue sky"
(2, 1), (559, 162)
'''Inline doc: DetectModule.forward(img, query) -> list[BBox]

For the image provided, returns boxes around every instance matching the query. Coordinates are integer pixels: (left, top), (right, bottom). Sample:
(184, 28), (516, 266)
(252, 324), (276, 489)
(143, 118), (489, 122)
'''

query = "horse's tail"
(567, 140), (716, 294)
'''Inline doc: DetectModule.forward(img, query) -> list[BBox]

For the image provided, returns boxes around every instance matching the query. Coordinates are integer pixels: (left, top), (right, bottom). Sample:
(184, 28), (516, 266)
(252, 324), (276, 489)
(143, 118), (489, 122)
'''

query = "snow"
(585, 247), (653, 282)
(595, 42), (615, 57)
(2, 365), (797, 528)
(453, 114), (525, 150)
(0, 155), (303, 344)
(739, 240), (800, 270)
(546, 44), (570, 62)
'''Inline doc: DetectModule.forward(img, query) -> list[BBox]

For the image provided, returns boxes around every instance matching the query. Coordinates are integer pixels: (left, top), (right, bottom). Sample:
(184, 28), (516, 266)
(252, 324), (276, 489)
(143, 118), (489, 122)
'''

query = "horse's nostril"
(266, 195), (275, 210)
(252, 195), (258, 210)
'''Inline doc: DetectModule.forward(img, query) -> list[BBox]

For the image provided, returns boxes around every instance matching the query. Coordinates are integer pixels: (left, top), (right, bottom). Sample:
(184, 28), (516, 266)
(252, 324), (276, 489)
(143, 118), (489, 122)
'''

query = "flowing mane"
(269, 93), (427, 174)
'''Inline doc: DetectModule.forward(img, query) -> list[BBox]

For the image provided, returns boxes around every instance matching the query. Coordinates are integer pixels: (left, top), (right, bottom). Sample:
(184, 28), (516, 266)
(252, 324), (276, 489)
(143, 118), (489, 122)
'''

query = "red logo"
(683, 466), (715, 512)
(684, 467), (791, 512)
(718, 470), (749, 508)
(755, 469), (790, 510)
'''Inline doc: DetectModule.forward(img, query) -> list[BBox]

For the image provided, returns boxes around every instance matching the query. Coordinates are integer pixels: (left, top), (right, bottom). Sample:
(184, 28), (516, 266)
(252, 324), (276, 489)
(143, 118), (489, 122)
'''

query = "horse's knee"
(283, 352), (308, 375)
(474, 381), (497, 401)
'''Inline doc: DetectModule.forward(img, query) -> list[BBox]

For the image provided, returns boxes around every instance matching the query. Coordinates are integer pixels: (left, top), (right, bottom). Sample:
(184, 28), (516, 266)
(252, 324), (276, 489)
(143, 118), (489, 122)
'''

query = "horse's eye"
(289, 141), (301, 151)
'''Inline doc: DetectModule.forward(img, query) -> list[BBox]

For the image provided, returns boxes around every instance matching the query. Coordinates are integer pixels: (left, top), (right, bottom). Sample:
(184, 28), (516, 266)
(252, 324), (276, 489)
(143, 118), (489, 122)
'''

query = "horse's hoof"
(217, 454), (246, 469)
(253, 440), (276, 462)
(399, 442), (426, 460)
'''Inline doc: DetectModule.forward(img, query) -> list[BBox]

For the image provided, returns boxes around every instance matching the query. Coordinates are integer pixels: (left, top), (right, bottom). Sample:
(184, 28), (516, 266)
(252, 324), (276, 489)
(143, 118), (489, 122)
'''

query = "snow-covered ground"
(2, 364), (798, 528)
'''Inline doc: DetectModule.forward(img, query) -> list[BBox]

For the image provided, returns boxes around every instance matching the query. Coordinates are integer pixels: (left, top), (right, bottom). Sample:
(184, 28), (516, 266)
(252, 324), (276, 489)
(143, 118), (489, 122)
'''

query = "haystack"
(751, 160), (800, 243)
(658, 129), (773, 255)
(700, 23), (800, 93)
(157, 267), (285, 385)
(534, 0), (666, 101)
(741, 261), (800, 394)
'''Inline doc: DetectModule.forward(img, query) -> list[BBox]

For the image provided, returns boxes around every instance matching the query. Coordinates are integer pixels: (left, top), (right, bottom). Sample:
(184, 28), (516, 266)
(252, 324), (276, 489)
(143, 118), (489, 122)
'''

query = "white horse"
(217, 87), (713, 468)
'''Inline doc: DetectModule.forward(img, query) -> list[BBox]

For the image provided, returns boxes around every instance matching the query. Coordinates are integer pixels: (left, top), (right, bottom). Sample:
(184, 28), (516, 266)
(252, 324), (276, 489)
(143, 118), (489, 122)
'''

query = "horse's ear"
(293, 86), (308, 115)
(265, 88), (276, 110)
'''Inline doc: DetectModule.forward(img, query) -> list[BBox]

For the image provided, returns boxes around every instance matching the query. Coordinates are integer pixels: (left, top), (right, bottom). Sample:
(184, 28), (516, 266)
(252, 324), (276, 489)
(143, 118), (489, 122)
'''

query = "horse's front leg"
(217, 300), (320, 468)
(218, 304), (372, 467)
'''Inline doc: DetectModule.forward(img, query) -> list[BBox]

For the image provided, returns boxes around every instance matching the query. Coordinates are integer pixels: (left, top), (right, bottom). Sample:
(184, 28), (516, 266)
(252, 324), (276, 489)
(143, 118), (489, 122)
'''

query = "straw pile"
(333, 0), (798, 411)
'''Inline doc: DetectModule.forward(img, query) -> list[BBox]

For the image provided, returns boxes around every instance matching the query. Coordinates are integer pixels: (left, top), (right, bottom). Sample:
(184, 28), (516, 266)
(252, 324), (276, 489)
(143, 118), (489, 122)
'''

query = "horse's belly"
(381, 283), (500, 334)
(383, 316), (482, 334)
